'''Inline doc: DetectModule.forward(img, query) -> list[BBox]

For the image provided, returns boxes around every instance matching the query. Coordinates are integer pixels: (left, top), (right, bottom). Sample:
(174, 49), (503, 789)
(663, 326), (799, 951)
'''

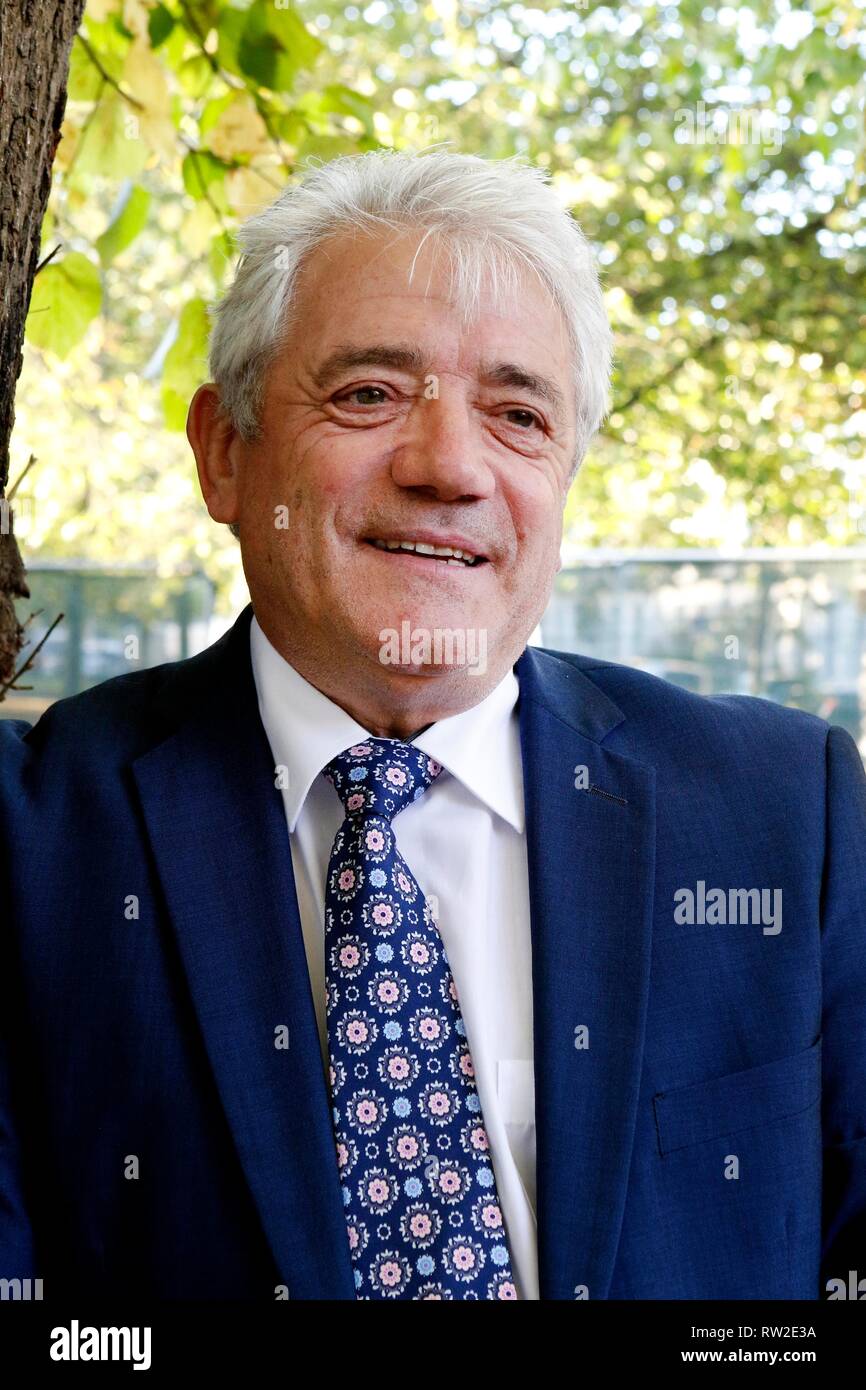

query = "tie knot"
(322, 738), (442, 823)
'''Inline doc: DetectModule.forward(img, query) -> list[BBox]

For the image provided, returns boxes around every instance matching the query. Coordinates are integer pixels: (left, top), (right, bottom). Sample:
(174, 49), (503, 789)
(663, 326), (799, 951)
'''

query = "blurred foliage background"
(10, 0), (866, 615)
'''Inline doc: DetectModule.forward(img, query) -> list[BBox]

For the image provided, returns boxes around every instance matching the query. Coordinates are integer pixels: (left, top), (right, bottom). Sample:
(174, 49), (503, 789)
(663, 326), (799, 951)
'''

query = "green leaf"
(176, 52), (213, 99)
(200, 93), (237, 138)
(147, 3), (174, 48)
(214, 8), (248, 79)
(72, 94), (148, 180)
(67, 38), (106, 101)
(161, 296), (211, 430)
(318, 84), (377, 138)
(25, 253), (102, 359)
(96, 184), (151, 264)
(237, 0), (323, 93)
(209, 230), (237, 289)
(182, 150), (230, 212)
(265, 2), (324, 69)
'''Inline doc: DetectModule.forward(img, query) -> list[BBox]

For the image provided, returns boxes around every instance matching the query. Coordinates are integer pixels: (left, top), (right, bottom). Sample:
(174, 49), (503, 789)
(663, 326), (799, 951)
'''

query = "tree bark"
(0, 0), (85, 689)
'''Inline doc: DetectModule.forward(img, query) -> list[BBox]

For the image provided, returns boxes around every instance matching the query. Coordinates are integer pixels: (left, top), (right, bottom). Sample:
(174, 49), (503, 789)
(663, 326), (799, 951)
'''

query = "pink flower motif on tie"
(360, 1170), (398, 1213)
(439, 1168), (461, 1195)
(443, 1236), (486, 1282)
(419, 1081), (459, 1125)
(469, 1124), (489, 1152)
(370, 1252), (411, 1297)
(337, 1011), (378, 1054)
(458, 1051), (475, 1079)
(387, 1054), (410, 1081)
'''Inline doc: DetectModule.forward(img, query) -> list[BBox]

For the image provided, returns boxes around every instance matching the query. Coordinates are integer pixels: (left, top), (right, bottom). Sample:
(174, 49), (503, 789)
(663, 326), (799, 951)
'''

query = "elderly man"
(1, 150), (865, 1303)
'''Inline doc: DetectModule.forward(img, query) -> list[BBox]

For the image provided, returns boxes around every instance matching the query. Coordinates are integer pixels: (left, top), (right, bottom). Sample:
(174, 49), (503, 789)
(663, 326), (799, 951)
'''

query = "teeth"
(370, 539), (479, 564)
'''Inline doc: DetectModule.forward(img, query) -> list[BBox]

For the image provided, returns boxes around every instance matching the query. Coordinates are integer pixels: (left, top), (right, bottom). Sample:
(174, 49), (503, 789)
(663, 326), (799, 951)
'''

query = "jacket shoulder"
(0, 628), (228, 773)
(536, 645), (832, 752)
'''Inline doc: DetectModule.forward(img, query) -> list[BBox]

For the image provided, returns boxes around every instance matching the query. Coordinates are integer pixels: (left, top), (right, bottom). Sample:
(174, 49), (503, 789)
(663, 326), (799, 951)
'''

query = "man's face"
(224, 226), (576, 711)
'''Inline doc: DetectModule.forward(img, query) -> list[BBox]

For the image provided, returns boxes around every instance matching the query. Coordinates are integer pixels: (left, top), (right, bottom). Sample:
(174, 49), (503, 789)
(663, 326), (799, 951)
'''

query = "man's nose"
(389, 388), (495, 501)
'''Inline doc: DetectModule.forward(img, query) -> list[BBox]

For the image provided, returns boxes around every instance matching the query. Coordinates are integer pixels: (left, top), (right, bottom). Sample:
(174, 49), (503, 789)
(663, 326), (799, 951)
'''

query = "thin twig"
(181, 141), (233, 240)
(76, 33), (144, 110)
(0, 612), (65, 700)
(35, 245), (61, 275)
(7, 454), (37, 500)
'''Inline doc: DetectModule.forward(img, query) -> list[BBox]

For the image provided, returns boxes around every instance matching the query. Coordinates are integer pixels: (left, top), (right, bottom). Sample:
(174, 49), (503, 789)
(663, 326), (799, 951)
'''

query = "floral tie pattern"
(321, 738), (518, 1300)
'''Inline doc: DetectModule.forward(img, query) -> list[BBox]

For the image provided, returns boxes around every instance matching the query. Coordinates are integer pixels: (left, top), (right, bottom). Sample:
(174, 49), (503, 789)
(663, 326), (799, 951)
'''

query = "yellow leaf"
(180, 201), (219, 255)
(123, 40), (176, 161)
(86, 0), (120, 19)
(123, 0), (150, 37)
(208, 98), (270, 161)
(225, 165), (280, 216)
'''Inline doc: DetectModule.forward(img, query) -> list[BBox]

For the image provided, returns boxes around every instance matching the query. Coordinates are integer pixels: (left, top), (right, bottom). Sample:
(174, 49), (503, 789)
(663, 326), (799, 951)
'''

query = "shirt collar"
(249, 615), (524, 834)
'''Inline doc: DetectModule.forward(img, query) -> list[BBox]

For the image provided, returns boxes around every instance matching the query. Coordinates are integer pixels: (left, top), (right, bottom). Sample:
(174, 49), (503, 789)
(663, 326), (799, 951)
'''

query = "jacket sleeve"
(819, 723), (866, 1288)
(0, 719), (37, 1280)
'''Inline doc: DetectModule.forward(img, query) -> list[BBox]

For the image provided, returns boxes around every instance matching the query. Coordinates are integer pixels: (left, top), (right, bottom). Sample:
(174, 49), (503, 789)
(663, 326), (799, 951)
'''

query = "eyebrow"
(311, 343), (567, 423)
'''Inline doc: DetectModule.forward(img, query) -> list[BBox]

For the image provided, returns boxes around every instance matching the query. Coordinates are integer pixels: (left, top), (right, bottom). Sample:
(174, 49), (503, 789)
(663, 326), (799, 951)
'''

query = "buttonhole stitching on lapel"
(588, 784), (629, 807)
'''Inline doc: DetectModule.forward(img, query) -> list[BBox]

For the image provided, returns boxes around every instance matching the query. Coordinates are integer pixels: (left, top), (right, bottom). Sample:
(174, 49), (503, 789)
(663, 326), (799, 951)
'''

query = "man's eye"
(504, 408), (543, 430)
(337, 386), (389, 406)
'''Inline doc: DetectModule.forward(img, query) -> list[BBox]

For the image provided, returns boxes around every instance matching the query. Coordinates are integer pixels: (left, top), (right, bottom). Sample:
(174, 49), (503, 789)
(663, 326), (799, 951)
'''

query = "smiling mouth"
(364, 538), (488, 568)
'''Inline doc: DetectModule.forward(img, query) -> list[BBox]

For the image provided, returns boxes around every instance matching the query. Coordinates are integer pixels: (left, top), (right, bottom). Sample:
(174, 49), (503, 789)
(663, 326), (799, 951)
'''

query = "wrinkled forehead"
(292, 223), (571, 347)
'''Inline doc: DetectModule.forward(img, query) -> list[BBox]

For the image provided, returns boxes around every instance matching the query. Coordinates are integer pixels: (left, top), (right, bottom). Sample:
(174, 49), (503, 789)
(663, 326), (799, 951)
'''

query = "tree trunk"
(0, 0), (85, 689)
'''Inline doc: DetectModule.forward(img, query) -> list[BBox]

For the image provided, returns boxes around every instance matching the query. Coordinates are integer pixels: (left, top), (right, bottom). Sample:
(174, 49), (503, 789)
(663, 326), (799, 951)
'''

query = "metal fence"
(541, 550), (866, 749)
(2, 564), (214, 723)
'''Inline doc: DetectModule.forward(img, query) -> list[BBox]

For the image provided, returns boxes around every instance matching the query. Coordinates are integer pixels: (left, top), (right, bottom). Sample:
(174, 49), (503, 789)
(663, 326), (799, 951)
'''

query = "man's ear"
(186, 383), (241, 528)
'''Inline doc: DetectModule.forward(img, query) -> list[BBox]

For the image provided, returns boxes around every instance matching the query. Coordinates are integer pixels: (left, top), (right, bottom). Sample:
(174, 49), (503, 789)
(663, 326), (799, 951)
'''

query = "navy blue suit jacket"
(1, 603), (865, 1299)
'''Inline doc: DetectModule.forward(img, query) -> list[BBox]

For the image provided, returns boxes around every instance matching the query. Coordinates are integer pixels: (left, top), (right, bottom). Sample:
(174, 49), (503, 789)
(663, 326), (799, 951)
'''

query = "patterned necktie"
(321, 738), (518, 1300)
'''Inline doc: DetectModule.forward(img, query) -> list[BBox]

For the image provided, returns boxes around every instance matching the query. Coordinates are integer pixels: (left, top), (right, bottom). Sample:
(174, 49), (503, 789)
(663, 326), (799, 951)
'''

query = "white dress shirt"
(249, 615), (539, 1300)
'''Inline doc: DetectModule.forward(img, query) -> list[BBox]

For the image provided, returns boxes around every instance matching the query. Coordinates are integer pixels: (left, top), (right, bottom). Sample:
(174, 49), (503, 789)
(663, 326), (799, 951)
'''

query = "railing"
(541, 550), (866, 749)
(2, 564), (214, 722)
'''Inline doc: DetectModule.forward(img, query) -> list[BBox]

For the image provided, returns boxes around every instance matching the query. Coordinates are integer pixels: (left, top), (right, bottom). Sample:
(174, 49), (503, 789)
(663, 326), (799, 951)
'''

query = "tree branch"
(76, 34), (144, 111)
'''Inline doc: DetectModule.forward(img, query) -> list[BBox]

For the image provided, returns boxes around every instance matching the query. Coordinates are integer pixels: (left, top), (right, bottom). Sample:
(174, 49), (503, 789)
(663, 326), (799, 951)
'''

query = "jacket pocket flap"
(654, 1038), (822, 1156)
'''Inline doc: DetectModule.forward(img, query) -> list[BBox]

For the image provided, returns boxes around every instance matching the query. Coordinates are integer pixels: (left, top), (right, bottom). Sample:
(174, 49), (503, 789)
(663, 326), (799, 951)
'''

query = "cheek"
(511, 489), (563, 562)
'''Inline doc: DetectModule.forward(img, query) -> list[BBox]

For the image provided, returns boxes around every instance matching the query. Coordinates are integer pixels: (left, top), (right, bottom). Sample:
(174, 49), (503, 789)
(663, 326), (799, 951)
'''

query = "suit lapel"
(515, 647), (656, 1300)
(132, 605), (355, 1299)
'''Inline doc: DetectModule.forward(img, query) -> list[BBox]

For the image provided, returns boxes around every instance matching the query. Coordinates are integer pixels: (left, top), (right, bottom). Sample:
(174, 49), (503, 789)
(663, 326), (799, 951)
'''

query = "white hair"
(208, 147), (613, 477)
